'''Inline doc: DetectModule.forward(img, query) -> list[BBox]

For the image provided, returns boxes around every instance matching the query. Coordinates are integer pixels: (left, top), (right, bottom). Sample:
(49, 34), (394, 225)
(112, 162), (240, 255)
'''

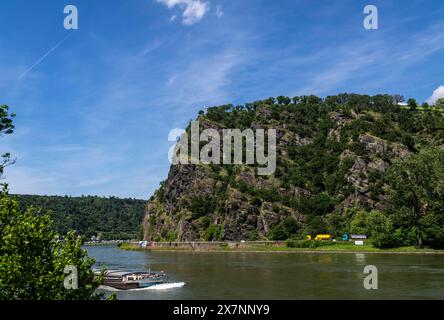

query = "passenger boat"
(95, 269), (167, 290)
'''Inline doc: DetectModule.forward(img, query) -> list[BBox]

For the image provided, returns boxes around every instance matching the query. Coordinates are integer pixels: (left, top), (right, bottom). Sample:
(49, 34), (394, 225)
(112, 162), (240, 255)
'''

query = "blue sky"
(1, 0), (443, 199)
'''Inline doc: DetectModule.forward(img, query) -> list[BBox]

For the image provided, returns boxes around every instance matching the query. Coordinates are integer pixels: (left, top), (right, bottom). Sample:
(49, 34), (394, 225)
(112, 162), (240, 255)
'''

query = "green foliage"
(385, 147), (444, 248)
(165, 230), (178, 242)
(348, 209), (369, 235)
(349, 142), (366, 155)
(297, 193), (336, 216)
(286, 240), (338, 248)
(276, 96), (291, 105)
(421, 213), (444, 249)
(287, 240), (320, 248)
(204, 224), (223, 241)
(304, 215), (328, 235)
(0, 189), (102, 300)
(436, 98), (444, 108)
(0, 105), (16, 179)
(408, 98), (418, 110)
(369, 217), (402, 249)
(0, 105), (15, 136)
(401, 133), (416, 151)
(249, 230), (259, 241)
(188, 196), (215, 220)
(14, 195), (146, 240)
(269, 217), (299, 240)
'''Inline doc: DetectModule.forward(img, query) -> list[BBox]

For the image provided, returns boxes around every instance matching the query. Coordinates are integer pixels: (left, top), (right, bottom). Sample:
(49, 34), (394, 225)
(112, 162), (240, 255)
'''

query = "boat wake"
(142, 282), (186, 290)
(99, 282), (185, 292)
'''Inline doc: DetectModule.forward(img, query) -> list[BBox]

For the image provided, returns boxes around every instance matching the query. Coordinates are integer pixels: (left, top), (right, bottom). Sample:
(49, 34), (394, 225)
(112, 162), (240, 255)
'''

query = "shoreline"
(118, 242), (444, 255)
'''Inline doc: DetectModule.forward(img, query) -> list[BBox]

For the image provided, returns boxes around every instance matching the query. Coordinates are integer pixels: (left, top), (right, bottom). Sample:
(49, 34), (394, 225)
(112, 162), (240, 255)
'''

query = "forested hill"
(143, 94), (444, 249)
(13, 194), (146, 240)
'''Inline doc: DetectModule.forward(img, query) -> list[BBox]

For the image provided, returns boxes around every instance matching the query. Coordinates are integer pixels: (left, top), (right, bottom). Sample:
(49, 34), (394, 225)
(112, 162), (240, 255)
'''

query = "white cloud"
(166, 50), (243, 109)
(6, 165), (62, 196)
(156, 0), (209, 25)
(4, 143), (167, 198)
(216, 5), (223, 18)
(427, 85), (444, 105)
(292, 21), (444, 96)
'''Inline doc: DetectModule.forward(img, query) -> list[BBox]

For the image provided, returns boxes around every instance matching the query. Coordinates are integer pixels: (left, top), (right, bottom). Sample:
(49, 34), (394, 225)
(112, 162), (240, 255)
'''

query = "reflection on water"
(355, 253), (366, 265)
(86, 245), (444, 300)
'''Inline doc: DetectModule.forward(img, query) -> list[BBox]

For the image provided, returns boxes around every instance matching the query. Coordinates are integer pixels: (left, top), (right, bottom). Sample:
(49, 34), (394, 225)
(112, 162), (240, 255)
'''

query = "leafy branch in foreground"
(0, 187), (104, 300)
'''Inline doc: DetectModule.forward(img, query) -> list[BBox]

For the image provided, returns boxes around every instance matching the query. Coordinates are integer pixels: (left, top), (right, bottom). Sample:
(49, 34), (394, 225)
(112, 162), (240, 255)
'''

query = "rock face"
(143, 164), (301, 241)
(143, 165), (215, 240)
(359, 134), (410, 159)
(142, 96), (441, 241)
(340, 135), (411, 211)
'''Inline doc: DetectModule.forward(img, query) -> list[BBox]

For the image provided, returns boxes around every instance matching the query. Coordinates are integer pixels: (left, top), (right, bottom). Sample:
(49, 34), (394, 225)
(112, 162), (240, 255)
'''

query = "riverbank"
(118, 241), (444, 254)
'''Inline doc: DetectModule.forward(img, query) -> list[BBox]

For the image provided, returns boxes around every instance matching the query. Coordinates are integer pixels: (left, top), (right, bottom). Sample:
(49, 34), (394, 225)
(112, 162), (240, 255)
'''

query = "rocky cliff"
(143, 94), (444, 241)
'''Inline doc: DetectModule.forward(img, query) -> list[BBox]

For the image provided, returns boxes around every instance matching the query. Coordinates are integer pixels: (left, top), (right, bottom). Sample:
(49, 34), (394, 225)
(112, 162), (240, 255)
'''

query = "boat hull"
(103, 280), (140, 290)
(98, 270), (167, 290)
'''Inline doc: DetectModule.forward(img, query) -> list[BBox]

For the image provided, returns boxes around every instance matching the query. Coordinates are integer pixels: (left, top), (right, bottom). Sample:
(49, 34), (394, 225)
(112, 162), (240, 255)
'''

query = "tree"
(0, 188), (104, 299)
(0, 105), (16, 179)
(385, 147), (444, 248)
(365, 210), (405, 248)
(348, 209), (368, 235)
(276, 96), (291, 105)
(420, 213), (444, 249)
(435, 98), (444, 108)
(269, 217), (299, 240)
(401, 133), (415, 151)
(407, 98), (417, 110)
(0, 105), (15, 136)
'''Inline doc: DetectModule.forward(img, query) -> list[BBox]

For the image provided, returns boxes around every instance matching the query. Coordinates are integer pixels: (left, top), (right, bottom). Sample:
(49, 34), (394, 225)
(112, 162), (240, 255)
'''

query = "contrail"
(18, 33), (73, 80)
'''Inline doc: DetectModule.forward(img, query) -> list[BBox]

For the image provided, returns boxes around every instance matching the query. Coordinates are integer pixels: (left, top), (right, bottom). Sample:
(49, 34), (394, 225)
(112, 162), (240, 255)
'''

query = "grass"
(118, 241), (444, 254)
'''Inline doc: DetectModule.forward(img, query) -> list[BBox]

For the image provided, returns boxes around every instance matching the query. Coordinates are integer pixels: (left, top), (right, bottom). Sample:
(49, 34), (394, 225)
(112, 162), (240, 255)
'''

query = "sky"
(0, 0), (443, 199)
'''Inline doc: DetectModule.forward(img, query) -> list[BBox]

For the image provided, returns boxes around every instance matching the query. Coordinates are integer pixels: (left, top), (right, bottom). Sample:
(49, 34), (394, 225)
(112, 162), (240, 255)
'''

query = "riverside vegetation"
(143, 94), (444, 250)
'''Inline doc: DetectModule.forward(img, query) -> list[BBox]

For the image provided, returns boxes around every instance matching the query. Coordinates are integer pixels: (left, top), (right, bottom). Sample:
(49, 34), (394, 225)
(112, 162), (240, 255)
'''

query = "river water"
(86, 245), (444, 300)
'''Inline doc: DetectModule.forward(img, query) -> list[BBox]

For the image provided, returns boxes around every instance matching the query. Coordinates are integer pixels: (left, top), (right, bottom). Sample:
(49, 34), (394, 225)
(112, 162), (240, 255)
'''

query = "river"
(86, 245), (444, 300)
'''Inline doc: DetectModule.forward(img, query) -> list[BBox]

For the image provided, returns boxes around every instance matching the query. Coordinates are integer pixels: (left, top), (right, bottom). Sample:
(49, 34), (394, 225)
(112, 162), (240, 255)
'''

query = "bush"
(0, 189), (103, 300)
(188, 196), (215, 220)
(269, 217), (299, 240)
(287, 240), (326, 248)
(204, 224), (222, 241)
(286, 240), (313, 248)
(165, 230), (178, 242)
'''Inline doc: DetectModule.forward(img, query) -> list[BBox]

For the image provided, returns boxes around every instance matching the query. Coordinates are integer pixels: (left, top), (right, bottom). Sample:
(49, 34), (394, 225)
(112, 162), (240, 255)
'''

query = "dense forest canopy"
(14, 194), (146, 240)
